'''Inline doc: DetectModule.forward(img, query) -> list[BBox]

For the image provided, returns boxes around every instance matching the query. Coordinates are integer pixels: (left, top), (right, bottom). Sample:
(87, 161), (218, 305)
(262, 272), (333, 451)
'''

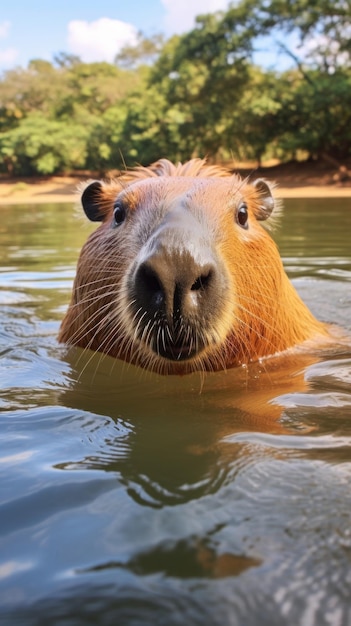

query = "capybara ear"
(81, 181), (105, 222)
(252, 179), (275, 221)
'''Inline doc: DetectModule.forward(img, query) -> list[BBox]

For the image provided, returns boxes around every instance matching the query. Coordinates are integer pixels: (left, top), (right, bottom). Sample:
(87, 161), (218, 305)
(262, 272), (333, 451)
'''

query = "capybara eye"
(113, 201), (126, 226)
(237, 202), (248, 229)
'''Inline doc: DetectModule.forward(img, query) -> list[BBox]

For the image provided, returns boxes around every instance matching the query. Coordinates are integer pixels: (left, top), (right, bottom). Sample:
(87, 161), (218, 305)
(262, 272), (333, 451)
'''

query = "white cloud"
(67, 17), (138, 63)
(0, 20), (11, 39)
(0, 21), (19, 69)
(0, 47), (19, 67)
(161, 0), (230, 34)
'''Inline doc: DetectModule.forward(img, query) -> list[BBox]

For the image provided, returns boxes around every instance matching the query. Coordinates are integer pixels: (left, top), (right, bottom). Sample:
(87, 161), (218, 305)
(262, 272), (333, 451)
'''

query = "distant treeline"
(0, 0), (350, 176)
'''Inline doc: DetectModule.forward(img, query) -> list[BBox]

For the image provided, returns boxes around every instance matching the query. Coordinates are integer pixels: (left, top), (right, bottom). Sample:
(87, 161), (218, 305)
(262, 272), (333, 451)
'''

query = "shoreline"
(1, 174), (351, 205)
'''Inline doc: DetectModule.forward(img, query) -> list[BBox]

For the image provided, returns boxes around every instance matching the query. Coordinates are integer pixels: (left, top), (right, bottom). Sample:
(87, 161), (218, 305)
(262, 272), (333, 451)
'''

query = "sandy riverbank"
(0, 176), (82, 205)
(1, 163), (351, 205)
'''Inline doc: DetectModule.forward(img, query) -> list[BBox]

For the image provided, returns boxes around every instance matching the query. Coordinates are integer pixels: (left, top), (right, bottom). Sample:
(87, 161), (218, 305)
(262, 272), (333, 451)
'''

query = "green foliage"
(0, 114), (90, 174)
(115, 33), (164, 69)
(274, 70), (351, 159)
(148, 12), (254, 157)
(0, 0), (350, 176)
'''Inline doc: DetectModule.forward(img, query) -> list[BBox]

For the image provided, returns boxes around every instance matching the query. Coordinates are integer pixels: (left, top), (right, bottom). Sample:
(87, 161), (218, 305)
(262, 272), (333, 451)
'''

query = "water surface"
(1, 199), (351, 625)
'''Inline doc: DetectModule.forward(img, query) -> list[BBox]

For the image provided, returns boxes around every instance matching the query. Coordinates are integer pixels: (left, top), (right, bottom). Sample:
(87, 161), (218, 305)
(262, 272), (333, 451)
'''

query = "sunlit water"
(1, 199), (351, 626)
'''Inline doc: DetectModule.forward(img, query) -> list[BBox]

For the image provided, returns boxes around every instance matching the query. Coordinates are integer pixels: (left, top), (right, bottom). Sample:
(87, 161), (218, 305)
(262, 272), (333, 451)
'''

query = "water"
(1, 199), (351, 626)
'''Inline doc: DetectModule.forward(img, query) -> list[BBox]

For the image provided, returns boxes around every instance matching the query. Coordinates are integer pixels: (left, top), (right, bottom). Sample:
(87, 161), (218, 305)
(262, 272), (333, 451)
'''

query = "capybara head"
(59, 159), (327, 374)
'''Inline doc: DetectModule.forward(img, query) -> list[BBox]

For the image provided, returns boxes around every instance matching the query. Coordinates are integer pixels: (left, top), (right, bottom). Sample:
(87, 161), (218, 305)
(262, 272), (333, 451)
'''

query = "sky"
(0, 0), (231, 71)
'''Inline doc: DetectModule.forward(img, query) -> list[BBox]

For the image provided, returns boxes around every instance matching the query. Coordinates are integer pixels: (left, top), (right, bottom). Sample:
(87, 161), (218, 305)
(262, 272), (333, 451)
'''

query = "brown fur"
(59, 158), (329, 374)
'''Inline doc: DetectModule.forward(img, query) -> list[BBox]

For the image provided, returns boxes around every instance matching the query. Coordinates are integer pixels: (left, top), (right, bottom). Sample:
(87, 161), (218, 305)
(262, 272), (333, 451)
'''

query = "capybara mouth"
(157, 344), (198, 361)
(135, 317), (205, 362)
(151, 332), (202, 362)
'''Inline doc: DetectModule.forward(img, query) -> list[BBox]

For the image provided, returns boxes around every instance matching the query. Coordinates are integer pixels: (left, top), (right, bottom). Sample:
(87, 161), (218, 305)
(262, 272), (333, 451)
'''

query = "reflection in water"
(0, 200), (351, 625)
(80, 535), (262, 579)
(55, 347), (320, 508)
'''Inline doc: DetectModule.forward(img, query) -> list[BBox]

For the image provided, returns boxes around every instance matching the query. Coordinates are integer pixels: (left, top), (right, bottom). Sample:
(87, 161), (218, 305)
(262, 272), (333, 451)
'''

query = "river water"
(1, 198), (351, 625)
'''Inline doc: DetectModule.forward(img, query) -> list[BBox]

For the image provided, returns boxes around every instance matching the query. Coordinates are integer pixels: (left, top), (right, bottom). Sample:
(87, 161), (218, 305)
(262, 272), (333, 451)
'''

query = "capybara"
(59, 159), (329, 374)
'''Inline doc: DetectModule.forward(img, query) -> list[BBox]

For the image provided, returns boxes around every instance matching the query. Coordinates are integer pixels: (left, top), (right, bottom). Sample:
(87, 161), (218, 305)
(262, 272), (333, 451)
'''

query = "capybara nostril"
(190, 271), (212, 292)
(134, 263), (165, 313)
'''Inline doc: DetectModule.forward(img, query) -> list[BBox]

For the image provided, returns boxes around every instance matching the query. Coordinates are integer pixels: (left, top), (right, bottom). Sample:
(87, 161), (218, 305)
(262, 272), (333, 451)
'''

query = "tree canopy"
(0, 0), (350, 176)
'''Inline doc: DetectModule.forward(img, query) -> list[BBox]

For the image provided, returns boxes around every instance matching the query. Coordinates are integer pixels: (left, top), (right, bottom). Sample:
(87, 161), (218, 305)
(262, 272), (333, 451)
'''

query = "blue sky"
(0, 0), (231, 71)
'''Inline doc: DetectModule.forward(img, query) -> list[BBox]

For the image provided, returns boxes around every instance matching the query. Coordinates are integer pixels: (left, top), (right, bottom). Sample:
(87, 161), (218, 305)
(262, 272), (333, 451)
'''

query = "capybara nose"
(133, 251), (216, 323)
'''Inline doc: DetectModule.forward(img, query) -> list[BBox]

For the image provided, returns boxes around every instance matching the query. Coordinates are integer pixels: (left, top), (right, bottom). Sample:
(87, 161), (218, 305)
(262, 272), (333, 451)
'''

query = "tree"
(0, 0), (350, 175)
(274, 69), (351, 160)
(115, 33), (164, 69)
(224, 0), (351, 73)
(53, 52), (82, 68)
(150, 0), (351, 162)
(0, 114), (90, 175)
(55, 61), (141, 119)
(0, 61), (66, 128)
(149, 13), (253, 159)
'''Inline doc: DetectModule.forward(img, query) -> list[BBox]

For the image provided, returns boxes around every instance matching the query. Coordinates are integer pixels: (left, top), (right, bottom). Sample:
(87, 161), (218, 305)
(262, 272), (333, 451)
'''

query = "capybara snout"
(59, 158), (329, 374)
(128, 207), (225, 362)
